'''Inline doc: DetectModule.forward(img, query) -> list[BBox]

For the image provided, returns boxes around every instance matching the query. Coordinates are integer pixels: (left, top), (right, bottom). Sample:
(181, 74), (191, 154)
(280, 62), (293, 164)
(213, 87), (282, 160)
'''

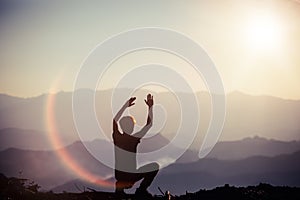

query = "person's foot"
(135, 188), (152, 198)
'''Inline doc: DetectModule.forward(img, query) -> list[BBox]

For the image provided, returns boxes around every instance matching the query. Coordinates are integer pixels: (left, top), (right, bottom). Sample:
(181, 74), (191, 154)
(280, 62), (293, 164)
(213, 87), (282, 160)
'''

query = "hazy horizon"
(0, 0), (300, 99)
(1, 88), (300, 101)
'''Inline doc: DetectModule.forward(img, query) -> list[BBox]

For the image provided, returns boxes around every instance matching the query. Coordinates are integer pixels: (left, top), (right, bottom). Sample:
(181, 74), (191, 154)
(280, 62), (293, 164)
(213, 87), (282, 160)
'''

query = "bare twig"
(158, 187), (165, 195)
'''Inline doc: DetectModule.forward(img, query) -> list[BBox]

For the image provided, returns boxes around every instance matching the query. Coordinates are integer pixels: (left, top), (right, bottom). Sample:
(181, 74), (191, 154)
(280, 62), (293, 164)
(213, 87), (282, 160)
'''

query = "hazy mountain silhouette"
(0, 128), (72, 151)
(207, 136), (300, 160)
(0, 142), (112, 189)
(150, 151), (300, 194)
(48, 151), (300, 194)
(1, 90), (300, 194)
(0, 90), (300, 143)
(179, 136), (300, 162)
(0, 133), (172, 189)
(0, 92), (78, 144)
(0, 94), (25, 110)
(1, 137), (299, 192)
(2, 127), (300, 161)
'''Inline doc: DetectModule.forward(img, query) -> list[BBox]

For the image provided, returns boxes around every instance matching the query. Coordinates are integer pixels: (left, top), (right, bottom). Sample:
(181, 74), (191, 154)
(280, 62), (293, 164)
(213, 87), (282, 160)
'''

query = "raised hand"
(144, 94), (154, 107)
(126, 97), (136, 107)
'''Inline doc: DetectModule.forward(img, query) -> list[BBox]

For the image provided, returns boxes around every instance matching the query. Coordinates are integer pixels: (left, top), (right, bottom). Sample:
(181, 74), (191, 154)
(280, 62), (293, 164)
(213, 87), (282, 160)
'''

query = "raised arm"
(133, 94), (153, 138)
(113, 97), (136, 132)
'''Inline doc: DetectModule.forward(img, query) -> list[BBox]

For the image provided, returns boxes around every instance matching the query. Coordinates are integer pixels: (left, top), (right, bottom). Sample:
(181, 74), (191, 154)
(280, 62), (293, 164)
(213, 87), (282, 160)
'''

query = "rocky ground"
(1, 173), (300, 200)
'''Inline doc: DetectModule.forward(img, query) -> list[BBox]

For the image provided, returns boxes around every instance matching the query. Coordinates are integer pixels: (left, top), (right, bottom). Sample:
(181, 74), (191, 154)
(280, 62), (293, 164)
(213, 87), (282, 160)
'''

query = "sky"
(0, 0), (299, 99)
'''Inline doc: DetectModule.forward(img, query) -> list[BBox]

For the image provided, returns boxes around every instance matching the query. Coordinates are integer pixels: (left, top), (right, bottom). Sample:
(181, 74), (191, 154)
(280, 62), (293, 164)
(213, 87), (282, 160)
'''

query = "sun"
(244, 13), (283, 53)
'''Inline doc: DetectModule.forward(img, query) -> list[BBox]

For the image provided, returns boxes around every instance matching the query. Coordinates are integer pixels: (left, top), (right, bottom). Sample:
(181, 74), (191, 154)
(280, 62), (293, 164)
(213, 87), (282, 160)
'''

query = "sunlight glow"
(245, 13), (283, 52)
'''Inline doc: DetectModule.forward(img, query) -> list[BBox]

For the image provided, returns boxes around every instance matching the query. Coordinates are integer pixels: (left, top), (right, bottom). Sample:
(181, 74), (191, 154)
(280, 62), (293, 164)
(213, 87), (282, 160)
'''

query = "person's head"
(119, 116), (136, 134)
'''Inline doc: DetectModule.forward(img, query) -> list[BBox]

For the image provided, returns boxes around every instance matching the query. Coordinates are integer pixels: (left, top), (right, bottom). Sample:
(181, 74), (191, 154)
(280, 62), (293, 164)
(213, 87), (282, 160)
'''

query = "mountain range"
(0, 90), (300, 144)
(52, 150), (300, 194)
(153, 152), (300, 194)
(1, 90), (300, 194)
(1, 127), (300, 161)
(0, 128), (300, 193)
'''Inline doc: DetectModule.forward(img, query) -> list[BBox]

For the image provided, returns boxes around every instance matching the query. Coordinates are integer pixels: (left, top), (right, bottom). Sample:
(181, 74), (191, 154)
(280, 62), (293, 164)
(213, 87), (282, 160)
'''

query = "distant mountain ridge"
(1, 90), (300, 193)
(180, 135), (300, 162)
(0, 142), (113, 189)
(0, 128), (71, 151)
(208, 136), (300, 160)
(152, 151), (300, 194)
(51, 151), (300, 194)
(0, 90), (300, 143)
(2, 127), (300, 161)
(1, 132), (300, 191)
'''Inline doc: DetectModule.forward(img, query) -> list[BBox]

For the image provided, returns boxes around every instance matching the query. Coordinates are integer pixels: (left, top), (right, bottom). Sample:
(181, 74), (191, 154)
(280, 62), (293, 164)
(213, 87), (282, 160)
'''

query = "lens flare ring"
(70, 27), (225, 185)
(46, 90), (114, 188)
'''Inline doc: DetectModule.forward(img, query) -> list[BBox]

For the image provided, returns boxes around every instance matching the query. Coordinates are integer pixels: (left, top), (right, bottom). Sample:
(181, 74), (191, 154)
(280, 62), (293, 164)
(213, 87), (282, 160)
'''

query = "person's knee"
(151, 162), (159, 172)
(138, 162), (159, 174)
(116, 180), (134, 189)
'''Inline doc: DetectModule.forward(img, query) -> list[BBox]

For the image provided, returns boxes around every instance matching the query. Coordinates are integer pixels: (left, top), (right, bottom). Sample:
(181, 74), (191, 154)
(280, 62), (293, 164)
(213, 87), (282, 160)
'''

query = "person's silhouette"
(112, 94), (159, 196)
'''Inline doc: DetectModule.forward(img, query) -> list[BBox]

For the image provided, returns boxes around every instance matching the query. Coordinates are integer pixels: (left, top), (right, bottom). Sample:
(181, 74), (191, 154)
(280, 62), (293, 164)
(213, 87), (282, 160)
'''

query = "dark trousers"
(115, 162), (159, 191)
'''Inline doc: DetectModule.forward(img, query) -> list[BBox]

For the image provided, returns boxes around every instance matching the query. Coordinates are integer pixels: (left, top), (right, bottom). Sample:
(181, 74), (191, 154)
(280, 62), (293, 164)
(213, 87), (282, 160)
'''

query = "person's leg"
(115, 180), (125, 194)
(115, 170), (135, 193)
(136, 162), (159, 191)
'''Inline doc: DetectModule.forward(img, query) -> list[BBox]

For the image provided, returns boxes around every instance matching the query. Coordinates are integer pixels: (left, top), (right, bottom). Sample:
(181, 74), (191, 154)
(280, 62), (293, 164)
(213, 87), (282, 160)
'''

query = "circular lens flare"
(46, 79), (113, 188)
